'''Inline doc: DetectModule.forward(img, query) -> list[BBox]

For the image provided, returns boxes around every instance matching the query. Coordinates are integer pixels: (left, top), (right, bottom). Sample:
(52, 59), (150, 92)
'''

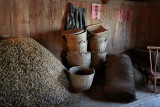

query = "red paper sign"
(118, 9), (123, 22)
(92, 4), (101, 19)
(126, 9), (130, 22)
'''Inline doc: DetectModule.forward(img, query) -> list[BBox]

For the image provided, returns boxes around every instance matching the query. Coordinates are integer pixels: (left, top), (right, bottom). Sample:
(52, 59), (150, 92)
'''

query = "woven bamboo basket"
(68, 66), (95, 92)
(89, 38), (108, 52)
(67, 40), (87, 53)
(62, 28), (87, 42)
(91, 51), (107, 72)
(86, 24), (108, 37)
(67, 52), (91, 67)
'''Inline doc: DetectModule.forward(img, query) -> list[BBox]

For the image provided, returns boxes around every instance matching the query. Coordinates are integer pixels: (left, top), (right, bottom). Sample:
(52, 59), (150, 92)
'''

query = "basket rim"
(67, 51), (91, 54)
(86, 24), (108, 37)
(68, 66), (95, 77)
(61, 28), (85, 35)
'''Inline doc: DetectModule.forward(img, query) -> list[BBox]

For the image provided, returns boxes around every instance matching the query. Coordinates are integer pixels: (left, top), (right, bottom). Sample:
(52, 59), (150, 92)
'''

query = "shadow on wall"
(30, 30), (65, 60)
(29, 2), (70, 67)
(60, 2), (71, 68)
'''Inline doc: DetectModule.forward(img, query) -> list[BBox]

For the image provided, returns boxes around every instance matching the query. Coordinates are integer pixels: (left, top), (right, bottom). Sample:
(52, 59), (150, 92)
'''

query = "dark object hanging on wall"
(65, 3), (86, 30)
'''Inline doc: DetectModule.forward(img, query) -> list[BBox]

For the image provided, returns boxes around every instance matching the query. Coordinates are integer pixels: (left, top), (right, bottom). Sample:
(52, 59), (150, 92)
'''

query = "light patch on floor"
(65, 84), (160, 107)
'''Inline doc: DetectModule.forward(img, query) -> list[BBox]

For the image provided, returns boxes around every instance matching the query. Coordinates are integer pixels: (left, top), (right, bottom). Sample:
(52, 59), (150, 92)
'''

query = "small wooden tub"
(68, 66), (95, 92)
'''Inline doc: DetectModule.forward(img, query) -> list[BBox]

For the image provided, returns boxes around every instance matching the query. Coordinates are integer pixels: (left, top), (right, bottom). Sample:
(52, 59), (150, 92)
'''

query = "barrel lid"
(62, 28), (84, 35)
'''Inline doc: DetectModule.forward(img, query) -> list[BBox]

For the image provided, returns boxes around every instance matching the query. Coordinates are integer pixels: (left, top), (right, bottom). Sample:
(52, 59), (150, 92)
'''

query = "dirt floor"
(65, 81), (160, 107)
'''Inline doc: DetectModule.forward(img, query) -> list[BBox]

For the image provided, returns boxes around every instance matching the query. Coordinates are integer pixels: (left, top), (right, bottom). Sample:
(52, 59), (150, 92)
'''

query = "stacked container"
(62, 28), (91, 67)
(86, 24), (108, 72)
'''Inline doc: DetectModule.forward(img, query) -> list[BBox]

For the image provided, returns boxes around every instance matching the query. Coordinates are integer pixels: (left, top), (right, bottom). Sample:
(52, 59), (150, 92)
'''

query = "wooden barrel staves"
(67, 52), (91, 67)
(68, 66), (95, 92)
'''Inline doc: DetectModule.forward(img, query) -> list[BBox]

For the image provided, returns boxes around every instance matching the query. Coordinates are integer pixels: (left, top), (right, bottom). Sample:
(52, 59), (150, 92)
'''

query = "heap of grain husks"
(0, 37), (79, 106)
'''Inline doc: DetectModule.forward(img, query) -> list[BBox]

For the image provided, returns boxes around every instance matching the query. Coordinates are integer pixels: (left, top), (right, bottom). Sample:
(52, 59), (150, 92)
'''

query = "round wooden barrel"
(68, 66), (95, 92)
(67, 51), (91, 67)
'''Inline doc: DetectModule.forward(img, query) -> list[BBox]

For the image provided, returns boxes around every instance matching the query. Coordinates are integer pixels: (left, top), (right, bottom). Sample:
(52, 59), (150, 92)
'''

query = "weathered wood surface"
(0, 0), (160, 61)
(0, 0), (12, 36)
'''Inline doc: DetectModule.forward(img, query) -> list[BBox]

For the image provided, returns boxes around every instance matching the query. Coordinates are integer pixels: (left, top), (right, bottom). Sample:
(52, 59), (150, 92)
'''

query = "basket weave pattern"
(86, 24), (108, 72)
(68, 66), (95, 92)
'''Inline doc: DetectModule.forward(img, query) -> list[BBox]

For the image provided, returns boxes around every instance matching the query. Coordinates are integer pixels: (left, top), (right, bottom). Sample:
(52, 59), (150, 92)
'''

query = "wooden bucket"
(89, 38), (108, 52)
(68, 66), (95, 92)
(91, 51), (107, 72)
(67, 40), (87, 53)
(67, 52), (91, 67)
(86, 24), (108, 37)
(62, 28), (87, 42)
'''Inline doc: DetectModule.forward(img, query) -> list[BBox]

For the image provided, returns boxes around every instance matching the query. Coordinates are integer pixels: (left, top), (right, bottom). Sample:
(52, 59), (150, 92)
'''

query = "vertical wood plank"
(0, 0), (12, 36)
(86, 2), (92, 26)
(12, 0), (30, 37)
(100, 4), (111, 53)
(109, 5), (122, 54)
(29, 0), (49, 46)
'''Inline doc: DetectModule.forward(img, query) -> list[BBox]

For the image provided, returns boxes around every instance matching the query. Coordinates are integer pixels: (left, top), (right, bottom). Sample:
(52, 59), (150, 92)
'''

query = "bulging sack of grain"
(0, 36), (79, 107)
(68, 66), (95, 92)
(67, 51), (91, 67)
(104, 54), (136, 102)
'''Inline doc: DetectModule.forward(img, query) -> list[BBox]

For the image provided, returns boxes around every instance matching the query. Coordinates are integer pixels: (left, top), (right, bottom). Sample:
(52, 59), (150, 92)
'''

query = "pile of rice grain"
(0, 36), (79, 106)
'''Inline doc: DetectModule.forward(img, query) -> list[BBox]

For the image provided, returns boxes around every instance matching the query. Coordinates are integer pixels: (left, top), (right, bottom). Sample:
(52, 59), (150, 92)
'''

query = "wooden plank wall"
(0, 0), (160, 61)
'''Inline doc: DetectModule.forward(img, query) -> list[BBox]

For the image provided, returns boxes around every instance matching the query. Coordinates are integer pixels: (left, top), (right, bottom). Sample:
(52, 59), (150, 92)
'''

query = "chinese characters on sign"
(92, 4), (101, 19)
(126, 9), (130, 22)
(118, 9), (123, 22)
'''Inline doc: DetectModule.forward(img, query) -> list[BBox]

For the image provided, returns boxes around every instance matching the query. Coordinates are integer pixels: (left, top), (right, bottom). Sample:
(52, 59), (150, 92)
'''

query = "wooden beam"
(67, 0), (103, 4)
(101, 0), (109, 4)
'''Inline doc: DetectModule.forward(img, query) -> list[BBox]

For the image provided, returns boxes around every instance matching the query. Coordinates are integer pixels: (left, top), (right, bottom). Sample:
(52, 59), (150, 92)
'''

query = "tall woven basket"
(87, 24), (108, 52)
(67, 52), (91, 67)
(62, 28), (87, 42)
(68, 66), (95, 92)
(89, 38), (108, 52)
(66, 40), (87, 53)
(91, 51), (107, 72)
(86, 24), (108, 37)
